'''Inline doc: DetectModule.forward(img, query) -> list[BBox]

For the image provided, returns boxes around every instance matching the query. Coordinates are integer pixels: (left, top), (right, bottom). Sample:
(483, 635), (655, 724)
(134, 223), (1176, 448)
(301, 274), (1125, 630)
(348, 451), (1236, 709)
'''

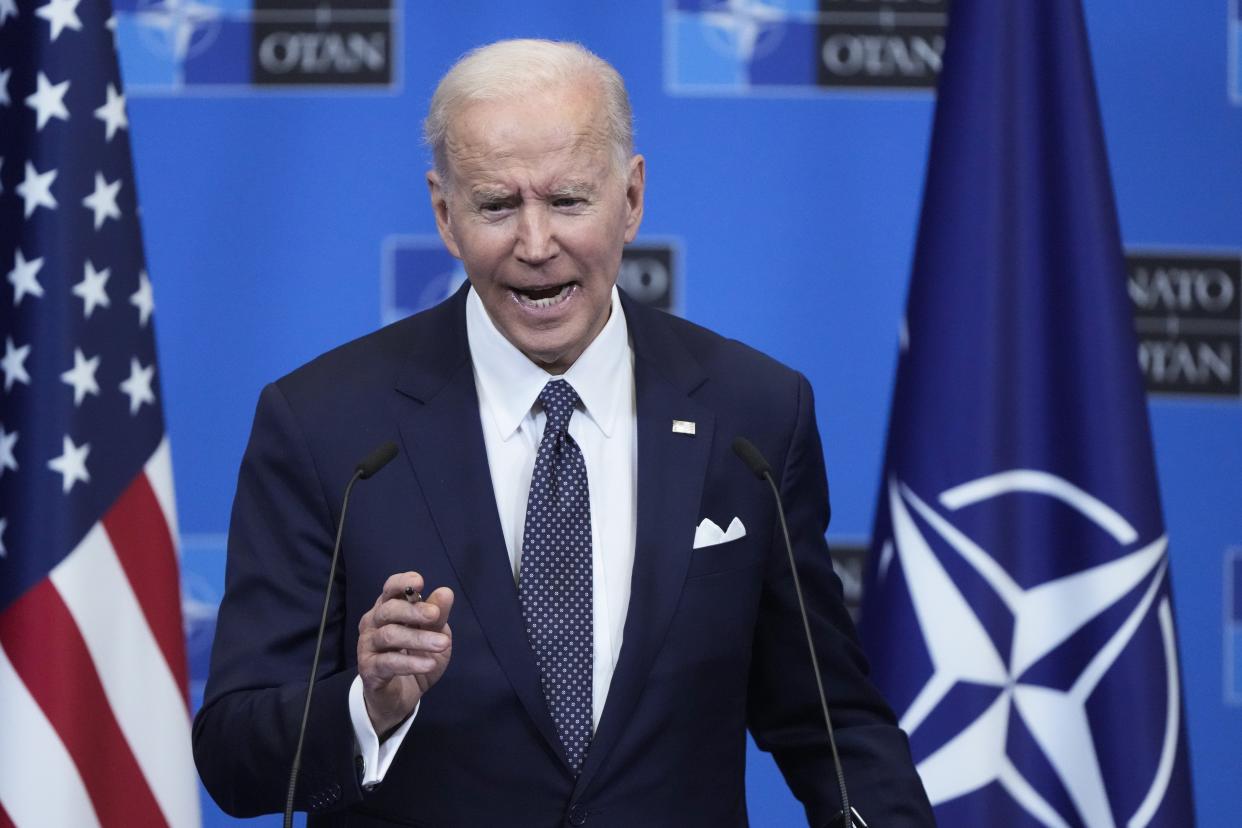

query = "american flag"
(0, 1), (200, 826)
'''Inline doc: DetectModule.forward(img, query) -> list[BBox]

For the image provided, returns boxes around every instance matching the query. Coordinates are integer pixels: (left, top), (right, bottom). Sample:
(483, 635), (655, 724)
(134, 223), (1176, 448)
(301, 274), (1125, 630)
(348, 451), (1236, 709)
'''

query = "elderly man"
(194, 39), (933, 827)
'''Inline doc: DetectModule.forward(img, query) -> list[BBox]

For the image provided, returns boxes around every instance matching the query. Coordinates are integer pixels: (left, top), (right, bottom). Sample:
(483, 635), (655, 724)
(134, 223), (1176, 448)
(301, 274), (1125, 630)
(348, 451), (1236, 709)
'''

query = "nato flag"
(858, 1), (1196, 826)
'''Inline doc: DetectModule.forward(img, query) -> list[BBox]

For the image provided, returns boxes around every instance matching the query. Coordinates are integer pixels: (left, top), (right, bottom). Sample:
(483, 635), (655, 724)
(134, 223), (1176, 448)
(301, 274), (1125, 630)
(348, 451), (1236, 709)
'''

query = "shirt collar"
(466, 285), (631, 440)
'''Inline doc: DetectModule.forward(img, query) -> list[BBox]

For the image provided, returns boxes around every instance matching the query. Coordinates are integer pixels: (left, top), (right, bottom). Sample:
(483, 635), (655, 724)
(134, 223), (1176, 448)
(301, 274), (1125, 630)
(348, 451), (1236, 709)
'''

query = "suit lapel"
(392, 288), (567, 767)
(574, 295), (714, 797)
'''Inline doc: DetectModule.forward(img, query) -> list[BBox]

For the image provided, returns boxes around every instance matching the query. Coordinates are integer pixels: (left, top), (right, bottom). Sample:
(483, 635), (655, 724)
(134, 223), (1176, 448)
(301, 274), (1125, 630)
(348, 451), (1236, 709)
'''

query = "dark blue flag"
(859, 2), (1196, 826)
(0, 1), (198, 825)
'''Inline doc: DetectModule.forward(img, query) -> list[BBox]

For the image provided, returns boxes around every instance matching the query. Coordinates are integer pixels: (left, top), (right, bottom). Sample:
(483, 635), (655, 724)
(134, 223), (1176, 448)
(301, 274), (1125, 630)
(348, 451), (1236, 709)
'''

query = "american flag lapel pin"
(672, 420), (696, 435)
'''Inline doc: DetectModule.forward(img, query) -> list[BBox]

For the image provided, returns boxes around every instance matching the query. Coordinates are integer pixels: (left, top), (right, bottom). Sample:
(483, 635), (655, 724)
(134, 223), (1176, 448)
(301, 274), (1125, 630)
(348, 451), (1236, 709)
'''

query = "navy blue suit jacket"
(193, 287), (933, 827)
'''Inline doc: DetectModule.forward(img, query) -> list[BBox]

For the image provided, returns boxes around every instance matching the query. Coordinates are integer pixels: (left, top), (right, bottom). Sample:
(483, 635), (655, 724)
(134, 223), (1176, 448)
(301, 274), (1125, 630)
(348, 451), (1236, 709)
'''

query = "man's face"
(428, 80), (645, 374)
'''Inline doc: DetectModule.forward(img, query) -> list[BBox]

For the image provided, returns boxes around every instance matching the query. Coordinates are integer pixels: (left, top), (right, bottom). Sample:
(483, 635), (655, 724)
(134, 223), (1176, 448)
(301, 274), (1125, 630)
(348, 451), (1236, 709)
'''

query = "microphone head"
(356, 441), (398, 479)
(731, 436), (771, 480)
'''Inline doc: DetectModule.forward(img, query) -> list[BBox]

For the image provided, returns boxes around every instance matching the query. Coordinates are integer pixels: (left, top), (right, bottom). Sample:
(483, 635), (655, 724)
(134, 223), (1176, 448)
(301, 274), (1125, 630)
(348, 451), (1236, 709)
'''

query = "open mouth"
(512, 282), (576, 309)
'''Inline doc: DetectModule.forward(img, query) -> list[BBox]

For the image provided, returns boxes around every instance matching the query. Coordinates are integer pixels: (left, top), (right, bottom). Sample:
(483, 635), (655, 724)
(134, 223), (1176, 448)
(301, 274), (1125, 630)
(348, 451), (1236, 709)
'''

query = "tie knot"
(538, 379), (580, 434)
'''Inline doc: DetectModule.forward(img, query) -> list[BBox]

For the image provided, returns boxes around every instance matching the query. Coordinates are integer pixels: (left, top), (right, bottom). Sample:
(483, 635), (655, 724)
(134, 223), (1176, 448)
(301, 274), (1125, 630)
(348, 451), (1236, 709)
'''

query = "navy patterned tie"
(518, 379), (593, 773)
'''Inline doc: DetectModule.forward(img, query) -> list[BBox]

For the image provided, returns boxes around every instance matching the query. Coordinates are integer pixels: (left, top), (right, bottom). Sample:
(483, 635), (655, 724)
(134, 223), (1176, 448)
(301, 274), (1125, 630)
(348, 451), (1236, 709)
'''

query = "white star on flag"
(47, 434), (90, 493)
(119, 357), (156, 415)
(60, 348), (101, 406)
(24, 71), (70, 130)
(0, 0), (15, 27)
(16, 161), (57, 217)
(0, 424), (17, 476)
(73, 260), (111, 317)
(1, 337), (31, 391)
(82, 171), (122, 229)
(0, 67), (11, 105)
(7, 248), (45, 306)
(35, 0), (82, 41)
(130, 270), (154, 326)
(94, 83), (127, 141)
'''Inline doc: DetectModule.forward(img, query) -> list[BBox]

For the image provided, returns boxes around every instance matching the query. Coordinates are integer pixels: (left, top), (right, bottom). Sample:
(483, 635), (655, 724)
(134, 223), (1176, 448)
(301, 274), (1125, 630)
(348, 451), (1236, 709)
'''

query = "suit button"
(568, 804), (587, 826)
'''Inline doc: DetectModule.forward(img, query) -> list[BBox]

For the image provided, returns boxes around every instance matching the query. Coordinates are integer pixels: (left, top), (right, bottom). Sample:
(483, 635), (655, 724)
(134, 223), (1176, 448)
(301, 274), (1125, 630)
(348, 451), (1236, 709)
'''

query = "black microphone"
(732, 436), (772, 480)
(731, 436), (863, 828)
(283, 441), (399, 828)
(357, 441), (398, 479)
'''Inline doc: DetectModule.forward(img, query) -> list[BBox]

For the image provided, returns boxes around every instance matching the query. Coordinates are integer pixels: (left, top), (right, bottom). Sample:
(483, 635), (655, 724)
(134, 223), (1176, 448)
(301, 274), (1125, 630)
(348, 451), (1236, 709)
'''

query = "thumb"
(424, 586), (454, 632)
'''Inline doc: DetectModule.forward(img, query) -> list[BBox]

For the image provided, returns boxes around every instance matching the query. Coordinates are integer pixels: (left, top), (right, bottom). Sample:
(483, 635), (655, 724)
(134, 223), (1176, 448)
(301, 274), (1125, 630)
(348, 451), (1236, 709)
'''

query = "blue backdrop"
(114, 1), (1242, 825)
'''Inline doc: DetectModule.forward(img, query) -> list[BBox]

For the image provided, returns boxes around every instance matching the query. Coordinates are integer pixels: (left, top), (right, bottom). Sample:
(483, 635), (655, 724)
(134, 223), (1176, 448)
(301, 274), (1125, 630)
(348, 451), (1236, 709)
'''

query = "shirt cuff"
(349, 674), (418, 789)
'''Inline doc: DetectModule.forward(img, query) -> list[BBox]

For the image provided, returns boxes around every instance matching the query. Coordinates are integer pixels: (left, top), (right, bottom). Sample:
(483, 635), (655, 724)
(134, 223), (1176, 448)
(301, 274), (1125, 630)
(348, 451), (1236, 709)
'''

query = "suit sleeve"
(746, 374), (935, 827)
(192, 382), (364, 817)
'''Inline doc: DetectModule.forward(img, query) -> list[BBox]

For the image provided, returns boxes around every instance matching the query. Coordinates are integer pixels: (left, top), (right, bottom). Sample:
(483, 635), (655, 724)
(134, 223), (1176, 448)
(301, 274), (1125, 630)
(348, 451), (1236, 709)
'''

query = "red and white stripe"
(0, 440), (200, 828)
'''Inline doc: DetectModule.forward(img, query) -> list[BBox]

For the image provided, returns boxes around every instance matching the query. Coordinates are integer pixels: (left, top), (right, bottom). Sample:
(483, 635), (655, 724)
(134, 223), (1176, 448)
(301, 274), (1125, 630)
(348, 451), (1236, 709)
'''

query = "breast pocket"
(685, 536), (762, 579)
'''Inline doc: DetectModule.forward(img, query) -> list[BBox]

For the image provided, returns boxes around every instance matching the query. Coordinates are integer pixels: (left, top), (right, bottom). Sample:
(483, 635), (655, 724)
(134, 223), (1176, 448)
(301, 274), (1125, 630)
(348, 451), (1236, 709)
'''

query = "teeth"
(517, 284), (572, 308)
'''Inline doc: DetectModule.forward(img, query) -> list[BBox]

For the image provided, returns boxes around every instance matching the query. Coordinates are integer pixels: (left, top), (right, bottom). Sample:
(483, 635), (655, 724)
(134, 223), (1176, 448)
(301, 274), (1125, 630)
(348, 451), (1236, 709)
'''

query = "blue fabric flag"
(858, 2), (1196, 826)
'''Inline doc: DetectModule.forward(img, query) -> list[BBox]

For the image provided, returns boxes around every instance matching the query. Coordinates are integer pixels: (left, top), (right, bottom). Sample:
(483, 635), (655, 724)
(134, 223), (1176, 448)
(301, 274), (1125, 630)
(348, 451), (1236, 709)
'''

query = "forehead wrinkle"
(444, 108), (617, 183)
(452, 151), (615, 203)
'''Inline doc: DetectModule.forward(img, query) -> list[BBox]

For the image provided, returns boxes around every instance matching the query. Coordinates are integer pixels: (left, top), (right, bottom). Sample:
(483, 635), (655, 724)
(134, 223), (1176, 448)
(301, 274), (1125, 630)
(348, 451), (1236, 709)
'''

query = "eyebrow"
(469, 187), (514, 203)
(468, 181), (598, 203)
(547, 182), (597, 199)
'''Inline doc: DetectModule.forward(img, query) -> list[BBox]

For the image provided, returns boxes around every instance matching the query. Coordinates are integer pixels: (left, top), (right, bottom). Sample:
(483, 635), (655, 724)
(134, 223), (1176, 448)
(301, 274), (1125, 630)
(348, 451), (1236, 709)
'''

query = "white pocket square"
(693, 516), (746, 549)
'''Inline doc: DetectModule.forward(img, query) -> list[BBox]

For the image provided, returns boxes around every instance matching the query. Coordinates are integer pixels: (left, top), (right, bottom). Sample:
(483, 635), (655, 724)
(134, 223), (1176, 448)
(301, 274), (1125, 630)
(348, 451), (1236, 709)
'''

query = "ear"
(622, 154), (645, 244)
(427, 170), (462, 259)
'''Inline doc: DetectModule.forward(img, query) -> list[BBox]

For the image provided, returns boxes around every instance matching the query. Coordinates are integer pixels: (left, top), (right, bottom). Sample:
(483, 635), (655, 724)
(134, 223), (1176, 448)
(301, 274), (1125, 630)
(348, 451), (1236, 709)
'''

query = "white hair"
(424, 39), (634, 179)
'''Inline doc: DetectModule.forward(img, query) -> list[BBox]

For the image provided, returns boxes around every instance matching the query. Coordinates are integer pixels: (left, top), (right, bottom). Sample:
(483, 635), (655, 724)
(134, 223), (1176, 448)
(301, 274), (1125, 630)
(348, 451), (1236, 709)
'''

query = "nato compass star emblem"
(698, 0), (789, 63)
(879, 470), (1184, 828)
(134, 0), (222, 62)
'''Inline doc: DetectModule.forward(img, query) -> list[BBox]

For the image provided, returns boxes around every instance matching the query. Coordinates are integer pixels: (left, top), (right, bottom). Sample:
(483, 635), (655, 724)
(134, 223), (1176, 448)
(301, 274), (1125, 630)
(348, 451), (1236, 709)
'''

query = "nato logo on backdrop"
(1127, 250), (1241, 398)
(112, 0), (398, 94)
(382, 237), (682, 325)
(666, 0), (947, 95)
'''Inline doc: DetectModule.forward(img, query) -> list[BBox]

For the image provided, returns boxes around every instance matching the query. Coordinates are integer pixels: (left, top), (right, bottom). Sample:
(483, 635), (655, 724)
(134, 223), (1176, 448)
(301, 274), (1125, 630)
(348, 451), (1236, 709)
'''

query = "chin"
(526, 345), (572, 370)
(514, 334), (576, 369)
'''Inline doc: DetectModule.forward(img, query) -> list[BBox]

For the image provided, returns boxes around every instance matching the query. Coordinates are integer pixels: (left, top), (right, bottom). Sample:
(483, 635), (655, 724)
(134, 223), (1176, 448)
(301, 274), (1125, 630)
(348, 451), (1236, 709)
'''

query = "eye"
(477, 199), (515, 218)
(552, 197), (585, 209)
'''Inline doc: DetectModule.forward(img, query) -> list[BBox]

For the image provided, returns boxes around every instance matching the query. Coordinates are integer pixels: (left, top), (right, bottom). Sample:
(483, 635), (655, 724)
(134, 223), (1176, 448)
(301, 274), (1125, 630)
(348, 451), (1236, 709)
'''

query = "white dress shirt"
(351, 285), (637, 786)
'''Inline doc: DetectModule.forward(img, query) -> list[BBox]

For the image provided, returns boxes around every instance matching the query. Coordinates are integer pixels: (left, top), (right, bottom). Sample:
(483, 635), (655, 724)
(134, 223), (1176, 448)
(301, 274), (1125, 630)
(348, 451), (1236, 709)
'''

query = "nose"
(514, 205), (558, 266)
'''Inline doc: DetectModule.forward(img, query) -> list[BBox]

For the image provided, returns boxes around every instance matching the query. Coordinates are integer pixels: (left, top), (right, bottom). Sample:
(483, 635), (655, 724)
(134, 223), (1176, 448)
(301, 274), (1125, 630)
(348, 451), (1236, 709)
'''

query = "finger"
(358, 595), (410, 635)
(421, 587), (455, 633)
(357, 592), (388, 633)
(362, 650), (441, 681)
(371, 594), (443, 628)
(367, 624), (450, 655)
(380, 571), (424, 602)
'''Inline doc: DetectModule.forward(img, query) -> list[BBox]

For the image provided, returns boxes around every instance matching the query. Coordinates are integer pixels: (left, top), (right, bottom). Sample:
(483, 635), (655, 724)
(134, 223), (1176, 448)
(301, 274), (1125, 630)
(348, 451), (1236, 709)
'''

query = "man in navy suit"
(193, 39), (933, 827)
